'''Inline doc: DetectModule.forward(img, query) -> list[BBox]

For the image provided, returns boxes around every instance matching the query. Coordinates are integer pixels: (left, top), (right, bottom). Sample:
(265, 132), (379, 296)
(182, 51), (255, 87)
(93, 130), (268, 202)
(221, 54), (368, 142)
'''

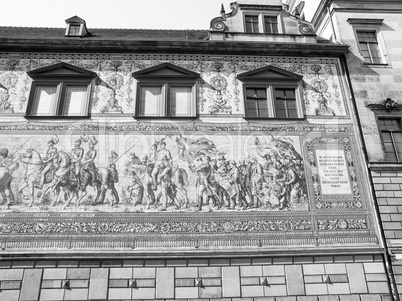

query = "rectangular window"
(170, 87), (192, 117)
(264, 16), (278, 34)
(28, 83), (91, 117)
(68, 25), (81, 35)
(31, 86), (58, 116)
(357, 31), (382, 64)
(245, 88), (269, 118)
(136, 84), (195, 118)
(139, 86), (163, 116)
(243, 86), (301, 119)
(274, 88), (298, 118)
(62, 86), (88, 116)
(245, 15), (259, 33)
(378, 118), (402, 162)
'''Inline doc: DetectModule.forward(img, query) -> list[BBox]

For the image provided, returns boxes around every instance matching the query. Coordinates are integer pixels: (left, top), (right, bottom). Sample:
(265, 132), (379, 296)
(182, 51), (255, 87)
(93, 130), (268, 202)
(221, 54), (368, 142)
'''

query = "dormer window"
(68, 24), (81, 36)
(244, 13), (281, 34)
(65, 16), (89, 37)
(264, 16), (279, 34)
(245, 15), (260, 33)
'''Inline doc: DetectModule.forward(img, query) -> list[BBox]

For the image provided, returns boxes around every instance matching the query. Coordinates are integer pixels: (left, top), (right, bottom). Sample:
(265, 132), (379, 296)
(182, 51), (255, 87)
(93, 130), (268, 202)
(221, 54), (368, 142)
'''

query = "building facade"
(0, 0), (395, 300)
(294, 0), (402, 299)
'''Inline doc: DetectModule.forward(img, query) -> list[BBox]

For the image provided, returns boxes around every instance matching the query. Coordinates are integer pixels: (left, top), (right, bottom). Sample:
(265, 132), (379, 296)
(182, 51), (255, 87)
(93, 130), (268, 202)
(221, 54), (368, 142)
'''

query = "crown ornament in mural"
(100, 73), (124, 113)
(208, 73), (232, 114)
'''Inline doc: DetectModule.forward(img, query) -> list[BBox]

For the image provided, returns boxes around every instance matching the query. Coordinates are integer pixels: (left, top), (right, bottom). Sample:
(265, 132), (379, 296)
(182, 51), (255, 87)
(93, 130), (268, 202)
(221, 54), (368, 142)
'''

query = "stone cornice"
(311, 0), (402, 29)
(0, 38), (349, 57)
(347, 18), (384, 25)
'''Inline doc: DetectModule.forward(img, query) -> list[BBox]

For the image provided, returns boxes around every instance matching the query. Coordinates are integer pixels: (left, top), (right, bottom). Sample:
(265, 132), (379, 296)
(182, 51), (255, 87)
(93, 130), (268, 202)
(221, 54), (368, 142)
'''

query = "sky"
(0, 0), (227, 30)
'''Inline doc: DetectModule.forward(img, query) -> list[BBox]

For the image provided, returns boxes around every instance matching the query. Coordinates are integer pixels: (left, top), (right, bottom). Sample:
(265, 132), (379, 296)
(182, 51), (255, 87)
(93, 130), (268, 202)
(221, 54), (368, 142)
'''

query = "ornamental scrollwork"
(0, 220), (312, 235)
(317, 218), (367, 230)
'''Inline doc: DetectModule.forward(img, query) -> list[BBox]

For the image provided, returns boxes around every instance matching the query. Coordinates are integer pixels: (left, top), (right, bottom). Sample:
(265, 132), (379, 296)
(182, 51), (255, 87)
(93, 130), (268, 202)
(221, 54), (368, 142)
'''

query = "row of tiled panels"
(0, 255), (392, 301)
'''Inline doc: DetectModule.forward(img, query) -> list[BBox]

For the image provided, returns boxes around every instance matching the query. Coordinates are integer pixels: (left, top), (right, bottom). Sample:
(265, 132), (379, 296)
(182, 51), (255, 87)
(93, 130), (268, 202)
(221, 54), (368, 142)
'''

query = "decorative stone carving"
(209, 2), (239, 32)
(382, 97), (398, 111)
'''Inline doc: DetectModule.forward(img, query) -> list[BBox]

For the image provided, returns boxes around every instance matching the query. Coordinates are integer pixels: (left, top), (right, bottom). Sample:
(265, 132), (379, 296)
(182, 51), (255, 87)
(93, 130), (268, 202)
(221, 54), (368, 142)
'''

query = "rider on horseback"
(39, 139), (57, 189)
(70, 139), (84, 186)
(151, 140), (172, 190)
(81, 137), (98, 186)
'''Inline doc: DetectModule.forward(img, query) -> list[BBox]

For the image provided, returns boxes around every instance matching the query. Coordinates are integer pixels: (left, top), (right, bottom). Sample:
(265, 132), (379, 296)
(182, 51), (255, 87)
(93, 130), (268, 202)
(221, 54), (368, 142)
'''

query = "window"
(357, 31), (382, 64)
(133, 63), (200, 118)
(137, 84), (194, 117)
(68, 24), (81, 36)
(245, 88), (269, 118)
(26, 62), (96, 117)
(378, 118), (402, 162)
(238, 66), (304, 119)
(245, 15), (260, 33)
(65, 16), (88, 37)
(264, 16), (278, 34)
(244, 86), (299, 119)
(274, 88), (298, 118)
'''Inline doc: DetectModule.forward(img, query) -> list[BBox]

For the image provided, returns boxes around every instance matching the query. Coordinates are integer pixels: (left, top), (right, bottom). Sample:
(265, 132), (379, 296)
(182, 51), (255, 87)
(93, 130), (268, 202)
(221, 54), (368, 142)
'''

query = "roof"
(0, 26), (348, 57)
(0, 27), (209, 41)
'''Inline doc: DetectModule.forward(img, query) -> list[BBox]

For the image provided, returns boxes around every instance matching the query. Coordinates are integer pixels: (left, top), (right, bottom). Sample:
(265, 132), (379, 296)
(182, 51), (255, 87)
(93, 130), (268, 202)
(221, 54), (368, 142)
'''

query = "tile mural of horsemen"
(0, 133), (308, 212)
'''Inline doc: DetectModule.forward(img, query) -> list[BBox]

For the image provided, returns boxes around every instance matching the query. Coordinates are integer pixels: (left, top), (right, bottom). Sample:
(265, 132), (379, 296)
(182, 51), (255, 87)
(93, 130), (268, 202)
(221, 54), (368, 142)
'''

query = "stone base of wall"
(371, 169), (402, 299)
(0, 255), (392, 300)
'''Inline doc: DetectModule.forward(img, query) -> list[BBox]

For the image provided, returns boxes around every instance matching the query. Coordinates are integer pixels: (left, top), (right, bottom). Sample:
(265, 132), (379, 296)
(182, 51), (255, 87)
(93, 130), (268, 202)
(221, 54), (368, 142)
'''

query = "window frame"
(377, 116), (402, 163)
(347, 18), (389, 66)
(135, 81), (197, 118)
(263, 15), (279, 34)
(238, 65), (305, 120)
(242, 83), (303, 120)
(356, 30), (383, 64)
(132, 63), (200, 119)
(244, 14), (260, 33)
(26, 62), (96, 119)
(243, 12), (282, 34)
(26, 80), (92, 118)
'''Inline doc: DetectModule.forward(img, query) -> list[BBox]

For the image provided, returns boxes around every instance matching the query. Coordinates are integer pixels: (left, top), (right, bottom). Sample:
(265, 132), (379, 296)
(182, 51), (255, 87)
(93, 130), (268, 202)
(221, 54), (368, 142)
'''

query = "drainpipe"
(340, 54), (400, 301)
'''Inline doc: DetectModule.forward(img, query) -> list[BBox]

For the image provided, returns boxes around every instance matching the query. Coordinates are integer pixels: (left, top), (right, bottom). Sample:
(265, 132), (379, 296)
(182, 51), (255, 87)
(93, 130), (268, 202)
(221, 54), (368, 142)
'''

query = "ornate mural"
(0, 54), (375, 251)
(0, 55), (348, 118)
(0, 121), (377, 250)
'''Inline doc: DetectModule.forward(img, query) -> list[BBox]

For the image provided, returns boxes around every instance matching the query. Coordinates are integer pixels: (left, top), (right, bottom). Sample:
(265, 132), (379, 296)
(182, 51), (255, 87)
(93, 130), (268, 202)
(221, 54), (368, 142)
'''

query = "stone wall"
(0, 255), (391, 301)
(371, 169), (402, 298)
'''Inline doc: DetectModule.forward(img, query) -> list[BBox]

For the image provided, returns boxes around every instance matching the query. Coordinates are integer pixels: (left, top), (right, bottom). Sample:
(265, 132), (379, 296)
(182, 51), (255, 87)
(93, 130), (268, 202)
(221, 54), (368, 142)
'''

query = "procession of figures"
(0, 134), (308, 212)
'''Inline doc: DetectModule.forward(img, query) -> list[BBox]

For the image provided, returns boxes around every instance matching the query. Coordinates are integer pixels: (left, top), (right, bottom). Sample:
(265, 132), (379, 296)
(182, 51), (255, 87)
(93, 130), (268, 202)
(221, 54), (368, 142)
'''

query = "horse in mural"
(0, 162), (19, 209)
(39, 150), (80, 209)
(18, 148), (119, 209)
(18, 148), (79, 207)
(19, 148), (54, 207)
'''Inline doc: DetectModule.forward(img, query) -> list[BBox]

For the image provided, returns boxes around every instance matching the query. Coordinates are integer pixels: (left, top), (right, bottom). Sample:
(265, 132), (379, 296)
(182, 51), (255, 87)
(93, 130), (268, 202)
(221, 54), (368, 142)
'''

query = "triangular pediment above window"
(27, 62), (97, 78)
(65, 16), (86, 24)
(237, 65), (303, 81)
(132, 63), (200, 79)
